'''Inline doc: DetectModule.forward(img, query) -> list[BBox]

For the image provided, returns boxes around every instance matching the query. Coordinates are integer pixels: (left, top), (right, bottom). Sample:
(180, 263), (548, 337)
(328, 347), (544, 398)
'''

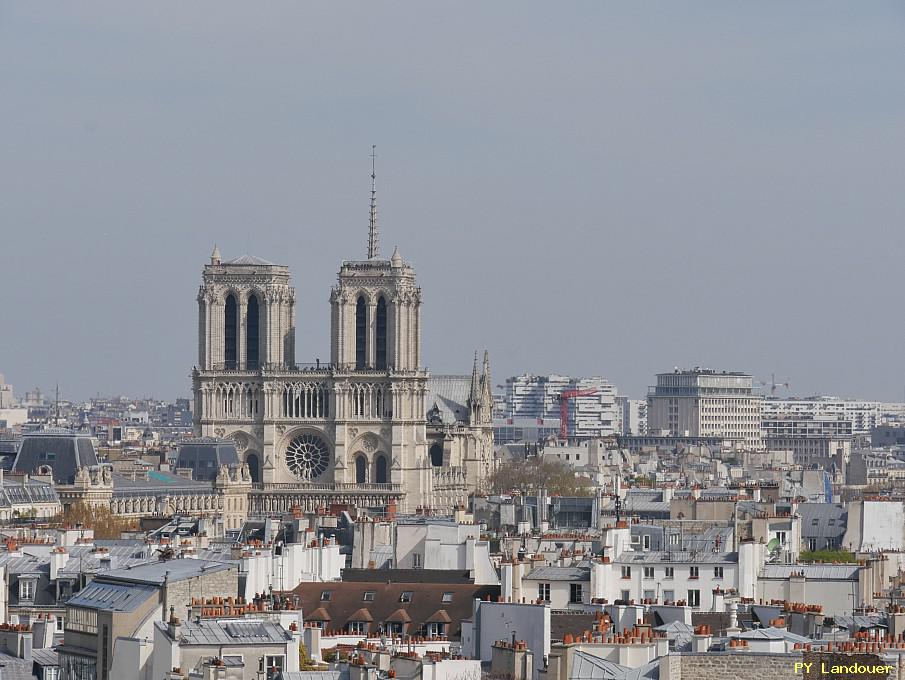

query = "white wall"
(242, 539), (342, 599)
(843, 501), (905, 552)
(466, 601), (550, 680)
(604, 560), (738, 611)
(111, 636), (152, 680)
(421, 658), (483, 680)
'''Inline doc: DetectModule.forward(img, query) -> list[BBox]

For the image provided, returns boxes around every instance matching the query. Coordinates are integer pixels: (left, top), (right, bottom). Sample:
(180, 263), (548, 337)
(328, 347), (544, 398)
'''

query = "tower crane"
(756, 373), (790, 397)
(558, 388), (598, 440)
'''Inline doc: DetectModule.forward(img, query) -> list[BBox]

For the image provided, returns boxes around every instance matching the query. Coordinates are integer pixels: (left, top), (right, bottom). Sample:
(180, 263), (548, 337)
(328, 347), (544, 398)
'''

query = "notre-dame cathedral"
(191, 179), (494, 513)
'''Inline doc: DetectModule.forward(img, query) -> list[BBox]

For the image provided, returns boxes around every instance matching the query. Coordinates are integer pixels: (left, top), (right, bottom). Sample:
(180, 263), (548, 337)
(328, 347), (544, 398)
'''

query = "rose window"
(285, 433), (330, 481)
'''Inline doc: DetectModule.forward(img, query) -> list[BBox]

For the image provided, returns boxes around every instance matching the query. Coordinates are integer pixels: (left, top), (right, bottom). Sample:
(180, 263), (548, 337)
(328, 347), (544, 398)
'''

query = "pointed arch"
(246, 452), (261, 483)
(224, 293), (238, 369)
(429, 443), (443, 467)
(375, 454), (388, 484)
(375, 296), (387, 370)
(355, 455), (367, 484)
(246, 292), (260, 369)
(355, 296), (367, 369)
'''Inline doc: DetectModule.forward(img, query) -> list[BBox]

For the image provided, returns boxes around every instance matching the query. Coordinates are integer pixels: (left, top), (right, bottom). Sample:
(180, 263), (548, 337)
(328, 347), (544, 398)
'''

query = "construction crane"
(756, 373), (790, 397)
(558, 388), (598, 440)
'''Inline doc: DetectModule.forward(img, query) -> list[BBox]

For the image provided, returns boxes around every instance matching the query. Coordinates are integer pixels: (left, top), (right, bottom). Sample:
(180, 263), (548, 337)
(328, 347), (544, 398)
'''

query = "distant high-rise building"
(503, 374), (620, 439)
(761, 397), (902, 436)
(0, 374), (14, 409)
(647, 368), (763, 450)
(616, 397), (648, 435)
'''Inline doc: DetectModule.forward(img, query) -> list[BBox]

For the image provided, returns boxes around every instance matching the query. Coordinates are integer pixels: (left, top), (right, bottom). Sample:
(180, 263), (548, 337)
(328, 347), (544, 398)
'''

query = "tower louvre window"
(247, 293), (260, 369)
(224, 294), (238, 369)
(355, 296), (367, 369)
(375, 296), (387, 369)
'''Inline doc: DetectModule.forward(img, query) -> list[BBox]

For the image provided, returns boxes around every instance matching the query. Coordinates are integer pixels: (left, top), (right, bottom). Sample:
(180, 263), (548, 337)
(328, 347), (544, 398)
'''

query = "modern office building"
(647, 368), (763, 450)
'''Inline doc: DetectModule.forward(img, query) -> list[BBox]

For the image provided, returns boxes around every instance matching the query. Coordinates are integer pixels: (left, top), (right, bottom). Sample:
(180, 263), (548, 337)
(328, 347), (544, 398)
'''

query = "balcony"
(251, 482), (402, 493)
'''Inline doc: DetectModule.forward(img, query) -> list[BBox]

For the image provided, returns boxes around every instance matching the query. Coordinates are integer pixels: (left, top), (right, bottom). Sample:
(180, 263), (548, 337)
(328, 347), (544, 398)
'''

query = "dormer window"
(19, 579), (36, 601)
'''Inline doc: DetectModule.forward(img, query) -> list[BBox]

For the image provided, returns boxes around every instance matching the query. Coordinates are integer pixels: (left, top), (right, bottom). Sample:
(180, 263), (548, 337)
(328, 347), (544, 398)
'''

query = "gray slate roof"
(735, 627), (811, 643)
(100, 558), (233, 585)
(67, 581), (157, 612)
(31, 649), (58, 667)
(797, 503), (847, 539)
(525, 566), (590, 582)
(0, 652), (38, 680)
(427, 376), (471, 424)
(170, 618), (291, 645)
(569, 651), (643, 680)
(761, 564), (859, 580)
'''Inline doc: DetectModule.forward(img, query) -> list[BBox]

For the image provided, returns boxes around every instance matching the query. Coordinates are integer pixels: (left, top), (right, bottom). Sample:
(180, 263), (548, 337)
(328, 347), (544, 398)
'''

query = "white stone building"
(351, 516), (499, 584)
(647, 368), (763, 450)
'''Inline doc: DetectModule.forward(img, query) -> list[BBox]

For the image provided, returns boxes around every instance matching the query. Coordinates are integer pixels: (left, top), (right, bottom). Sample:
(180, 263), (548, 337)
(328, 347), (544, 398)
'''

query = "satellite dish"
(766, 537), (780, 553)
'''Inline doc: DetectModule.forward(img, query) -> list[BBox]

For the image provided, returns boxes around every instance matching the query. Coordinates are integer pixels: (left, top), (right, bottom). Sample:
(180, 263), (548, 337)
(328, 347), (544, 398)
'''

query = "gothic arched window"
(246, 293), (260, 369)
(429, 443), (443, 467)
(355, 455), (367, 484)
(224, 294), (238, 369)
(375, 455), (388, 484)
(246, 452), (261, 483)
(355, 296), (367, 369)
(375, 296), (387, 370)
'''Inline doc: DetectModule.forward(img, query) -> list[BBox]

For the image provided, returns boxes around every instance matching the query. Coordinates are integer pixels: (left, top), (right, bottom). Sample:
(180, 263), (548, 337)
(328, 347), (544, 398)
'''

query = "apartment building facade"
(647, 369), (763, 450)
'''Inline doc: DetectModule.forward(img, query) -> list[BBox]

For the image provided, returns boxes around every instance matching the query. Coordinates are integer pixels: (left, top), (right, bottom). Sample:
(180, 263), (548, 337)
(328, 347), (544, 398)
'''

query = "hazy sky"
(2, 3), (905, 403)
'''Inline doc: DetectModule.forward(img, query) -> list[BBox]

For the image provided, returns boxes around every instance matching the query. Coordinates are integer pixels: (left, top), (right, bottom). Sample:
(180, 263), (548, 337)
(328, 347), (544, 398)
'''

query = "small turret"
(210, 244), (221, 265)
(391, 245), (403, 267)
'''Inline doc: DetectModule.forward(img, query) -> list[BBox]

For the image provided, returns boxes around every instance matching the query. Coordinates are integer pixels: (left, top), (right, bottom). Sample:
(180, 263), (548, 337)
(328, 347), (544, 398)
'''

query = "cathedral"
(191, 177), (494, 513)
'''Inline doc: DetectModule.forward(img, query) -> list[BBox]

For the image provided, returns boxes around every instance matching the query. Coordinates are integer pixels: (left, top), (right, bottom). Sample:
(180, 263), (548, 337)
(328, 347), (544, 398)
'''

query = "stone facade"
(59, 464), (252, 532)
(660, 651), (902, 680)
(191, 235), (489, 514)
(660, 652), (804, 680)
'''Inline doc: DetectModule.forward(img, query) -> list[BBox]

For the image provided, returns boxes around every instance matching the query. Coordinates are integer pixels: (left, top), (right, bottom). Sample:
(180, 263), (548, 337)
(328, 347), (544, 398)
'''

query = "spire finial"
(368, 145), (379, 259)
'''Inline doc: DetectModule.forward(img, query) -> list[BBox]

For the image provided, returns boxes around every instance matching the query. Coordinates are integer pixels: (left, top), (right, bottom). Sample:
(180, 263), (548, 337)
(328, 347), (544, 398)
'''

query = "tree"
(488, 457), (593, 497)
(57, 502), (138, 540)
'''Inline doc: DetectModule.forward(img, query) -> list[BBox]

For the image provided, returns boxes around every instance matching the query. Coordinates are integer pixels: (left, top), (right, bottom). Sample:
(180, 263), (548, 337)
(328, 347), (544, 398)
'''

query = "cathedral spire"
(368, 145), (379, 259)
(469, 350), (481, 409)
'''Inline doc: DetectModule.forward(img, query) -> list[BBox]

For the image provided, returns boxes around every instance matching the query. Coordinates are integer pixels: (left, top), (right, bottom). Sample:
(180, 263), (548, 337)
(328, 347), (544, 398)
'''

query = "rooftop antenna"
(368, 145), (380, 259)
(55, 383), (60, 426)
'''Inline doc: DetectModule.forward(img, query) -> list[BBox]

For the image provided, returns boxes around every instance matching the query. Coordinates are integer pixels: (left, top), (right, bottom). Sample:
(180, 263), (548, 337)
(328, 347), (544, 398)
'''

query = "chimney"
(32, 616), (55, 649)
(655, 635), (669, 658)
(167, 607), (181, 639)
(727, 599), (740, 634)
(50, 548), (69, 581)
(692, 625), (712, 652)
(712, 589), (725, 614)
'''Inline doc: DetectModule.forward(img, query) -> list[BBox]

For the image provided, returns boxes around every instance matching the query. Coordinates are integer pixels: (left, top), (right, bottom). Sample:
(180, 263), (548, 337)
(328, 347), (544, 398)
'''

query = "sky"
(1, 2), (905, 403)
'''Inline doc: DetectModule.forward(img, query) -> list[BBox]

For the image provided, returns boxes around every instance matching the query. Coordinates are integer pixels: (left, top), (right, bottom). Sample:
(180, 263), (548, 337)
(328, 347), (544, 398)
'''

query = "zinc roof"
(174, 618), (291, 645)
(761, 564), (858, 580)
(67, 581), (156, 612)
